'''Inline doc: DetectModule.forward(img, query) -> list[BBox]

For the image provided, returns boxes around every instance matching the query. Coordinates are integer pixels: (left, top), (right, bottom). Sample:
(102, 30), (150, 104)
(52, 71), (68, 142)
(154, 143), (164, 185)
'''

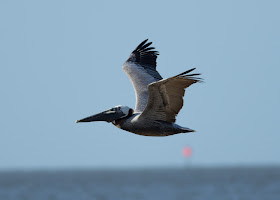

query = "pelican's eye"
(111, 107), (120, 112)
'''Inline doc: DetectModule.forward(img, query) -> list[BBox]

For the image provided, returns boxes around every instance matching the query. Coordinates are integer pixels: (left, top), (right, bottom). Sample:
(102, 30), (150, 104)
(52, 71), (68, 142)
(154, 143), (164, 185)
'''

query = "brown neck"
(113, 118), (126, 126)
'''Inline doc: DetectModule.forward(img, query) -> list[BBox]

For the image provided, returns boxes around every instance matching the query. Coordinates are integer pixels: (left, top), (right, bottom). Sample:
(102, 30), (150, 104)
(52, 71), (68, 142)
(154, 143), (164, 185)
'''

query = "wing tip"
(135, 39), (159, 54)
(174, 68), (203, 82)
(127, 39), (159, 67)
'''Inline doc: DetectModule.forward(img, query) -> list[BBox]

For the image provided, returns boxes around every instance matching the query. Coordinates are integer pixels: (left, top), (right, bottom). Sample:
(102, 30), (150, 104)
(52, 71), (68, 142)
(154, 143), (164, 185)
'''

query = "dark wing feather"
(126, 39), (162, 80)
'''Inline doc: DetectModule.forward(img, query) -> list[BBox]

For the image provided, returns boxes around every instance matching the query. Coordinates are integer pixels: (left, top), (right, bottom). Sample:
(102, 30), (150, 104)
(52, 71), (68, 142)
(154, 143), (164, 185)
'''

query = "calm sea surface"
(0, 167), (279, 200)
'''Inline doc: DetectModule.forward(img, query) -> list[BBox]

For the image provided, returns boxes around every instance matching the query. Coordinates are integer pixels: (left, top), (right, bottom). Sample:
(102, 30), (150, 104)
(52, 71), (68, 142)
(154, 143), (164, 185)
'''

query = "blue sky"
(0, 0), (279, 169)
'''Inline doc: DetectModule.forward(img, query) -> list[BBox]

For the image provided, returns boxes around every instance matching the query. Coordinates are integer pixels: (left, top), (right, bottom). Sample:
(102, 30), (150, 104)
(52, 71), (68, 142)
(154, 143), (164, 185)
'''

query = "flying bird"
(76, 39), (202, 136)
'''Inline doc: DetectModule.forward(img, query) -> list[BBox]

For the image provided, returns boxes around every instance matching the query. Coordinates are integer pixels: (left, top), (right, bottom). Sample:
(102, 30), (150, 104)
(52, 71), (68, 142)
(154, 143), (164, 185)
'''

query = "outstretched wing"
(139, 68), (202, 122)
(122, 39), (162, 113)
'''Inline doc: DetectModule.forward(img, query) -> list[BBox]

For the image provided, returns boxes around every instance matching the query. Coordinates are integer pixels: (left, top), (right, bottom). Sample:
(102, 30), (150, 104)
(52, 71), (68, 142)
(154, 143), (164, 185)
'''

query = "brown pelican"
(76, 39), (202, 136)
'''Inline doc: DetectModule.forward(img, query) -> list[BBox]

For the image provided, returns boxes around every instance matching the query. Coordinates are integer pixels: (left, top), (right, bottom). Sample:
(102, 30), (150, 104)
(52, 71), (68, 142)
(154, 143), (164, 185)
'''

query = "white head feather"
(115, 105), (130, 117)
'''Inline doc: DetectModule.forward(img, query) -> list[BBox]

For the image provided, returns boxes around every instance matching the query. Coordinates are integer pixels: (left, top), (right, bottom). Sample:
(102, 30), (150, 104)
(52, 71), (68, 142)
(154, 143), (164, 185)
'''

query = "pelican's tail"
(174, 124), (196, 133)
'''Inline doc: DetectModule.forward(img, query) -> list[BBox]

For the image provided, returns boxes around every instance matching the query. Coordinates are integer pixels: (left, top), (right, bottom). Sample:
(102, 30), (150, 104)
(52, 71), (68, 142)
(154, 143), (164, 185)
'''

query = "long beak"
(76, 109), (124, 123)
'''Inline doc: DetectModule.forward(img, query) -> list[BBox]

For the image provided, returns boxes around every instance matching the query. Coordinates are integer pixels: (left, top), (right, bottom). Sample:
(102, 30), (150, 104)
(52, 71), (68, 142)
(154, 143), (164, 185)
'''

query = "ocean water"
(0, 167), (279, 200)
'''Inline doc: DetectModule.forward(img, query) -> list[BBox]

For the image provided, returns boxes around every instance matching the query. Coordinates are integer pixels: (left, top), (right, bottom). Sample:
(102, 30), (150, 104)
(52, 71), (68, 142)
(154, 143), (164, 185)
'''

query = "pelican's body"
(114, 113), (193, 136)
(76, 39), (202, 136)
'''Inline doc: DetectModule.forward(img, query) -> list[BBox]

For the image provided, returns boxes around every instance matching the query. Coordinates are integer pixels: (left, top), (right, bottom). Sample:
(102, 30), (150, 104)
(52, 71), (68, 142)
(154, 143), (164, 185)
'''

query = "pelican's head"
(76, 105), (134, 123)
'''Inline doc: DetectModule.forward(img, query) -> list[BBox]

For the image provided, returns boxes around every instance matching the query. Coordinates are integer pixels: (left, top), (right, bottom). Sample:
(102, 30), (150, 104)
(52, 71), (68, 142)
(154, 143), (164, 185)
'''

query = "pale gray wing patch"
(122, 62), (157, 113)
